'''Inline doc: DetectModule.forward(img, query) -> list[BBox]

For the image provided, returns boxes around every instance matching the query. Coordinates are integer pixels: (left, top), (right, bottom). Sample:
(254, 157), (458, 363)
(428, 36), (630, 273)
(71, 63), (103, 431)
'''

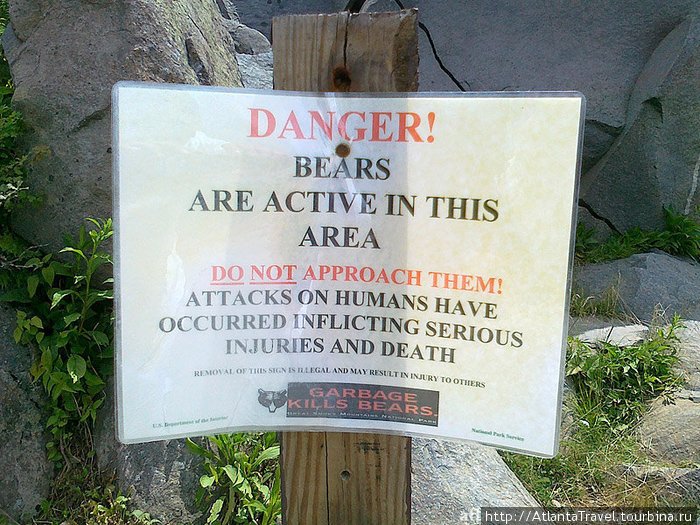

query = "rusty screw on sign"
(335, 142), (351, 157)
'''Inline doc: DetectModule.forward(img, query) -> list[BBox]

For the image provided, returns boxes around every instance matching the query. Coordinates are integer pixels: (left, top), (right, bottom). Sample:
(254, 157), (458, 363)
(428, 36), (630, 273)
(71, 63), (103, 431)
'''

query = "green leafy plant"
(12, 218), (114, 465)
(187, 433), (282, 525)
(1, 0), (10, 81)
(655, 206), (700, 260)
(0, 92), (36, 216)
(574, 223), (598, 259)
(566, 318), (681, 430)
(575, 224), (656, 263)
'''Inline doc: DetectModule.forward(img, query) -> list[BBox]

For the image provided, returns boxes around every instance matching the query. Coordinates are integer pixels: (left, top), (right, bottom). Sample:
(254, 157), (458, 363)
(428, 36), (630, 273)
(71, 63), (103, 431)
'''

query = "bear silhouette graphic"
(258, 389), (288, 413)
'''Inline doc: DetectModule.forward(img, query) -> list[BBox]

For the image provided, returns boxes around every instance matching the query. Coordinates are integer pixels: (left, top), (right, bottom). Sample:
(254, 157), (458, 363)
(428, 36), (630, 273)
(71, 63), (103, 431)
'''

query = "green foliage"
(3, 219), (150, 524)
(187, 433), (282, 525)
(575, 223), (654, 263)
(6, 217), (155, 523)
(566, 318), (681, 430)
(0, 231), (41, 288)
(10, 218), (114, 466)
(576, 207), (700, 264)
(657, 205), (700, 259)
(0, 84), (36, 216)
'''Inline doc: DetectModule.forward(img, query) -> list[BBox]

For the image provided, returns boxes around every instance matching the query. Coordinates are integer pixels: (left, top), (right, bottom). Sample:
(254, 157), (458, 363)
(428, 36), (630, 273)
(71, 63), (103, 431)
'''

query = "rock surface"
(237, 51), (273, 89)
(568, 315), (627, 337)
(576, 206), (615, 242)
(412, 439), (538, 524)
(94, 378), (203, 524)
(2, 0), (243, 252)
(574, 324), (649, 346)
(573, 252), (700, 323)
(0, 303), (52, 521)
(213, 0), (273, 89)
(580, 12), (700, 232)
(637, 392), (700, 465)
(675, 321), (700, 389)
(621, 465), (700, 504)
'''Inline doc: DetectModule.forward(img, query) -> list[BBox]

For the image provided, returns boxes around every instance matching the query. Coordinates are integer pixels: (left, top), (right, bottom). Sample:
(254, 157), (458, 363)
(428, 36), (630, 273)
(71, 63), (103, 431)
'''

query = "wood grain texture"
(272, 13), (348, 92)
(326, 432), (412, 524)
(273, 10), (417, 525)
(280, 432), (329, 525)
(272, 10), (418, 92)
(344, 11), (418, 92)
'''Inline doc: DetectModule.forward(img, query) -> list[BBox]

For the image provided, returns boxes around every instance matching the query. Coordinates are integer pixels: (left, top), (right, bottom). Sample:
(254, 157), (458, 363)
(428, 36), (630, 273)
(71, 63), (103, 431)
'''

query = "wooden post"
(272, 10), (418, 525)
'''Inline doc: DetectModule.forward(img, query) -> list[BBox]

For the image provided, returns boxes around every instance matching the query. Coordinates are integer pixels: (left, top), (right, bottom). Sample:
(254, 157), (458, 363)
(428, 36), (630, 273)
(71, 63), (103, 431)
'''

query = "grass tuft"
(569, 284), (621, 318)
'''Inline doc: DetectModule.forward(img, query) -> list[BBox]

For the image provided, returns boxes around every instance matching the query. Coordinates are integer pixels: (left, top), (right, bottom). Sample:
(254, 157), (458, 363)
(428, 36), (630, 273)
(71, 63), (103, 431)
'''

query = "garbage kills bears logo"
(257, 389), (288, 413)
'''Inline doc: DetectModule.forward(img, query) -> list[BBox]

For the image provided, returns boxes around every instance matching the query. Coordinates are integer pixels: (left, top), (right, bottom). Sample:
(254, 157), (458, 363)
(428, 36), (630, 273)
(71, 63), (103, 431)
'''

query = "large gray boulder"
(580, 12), (700, 232)
(94, 378), (203, 524)
(1, 0), (243, 252)
(573, 252), (700, 323)
(412, 439), (538, 524)
(233, 0), (352, 37)
(0, 304), (52, 521)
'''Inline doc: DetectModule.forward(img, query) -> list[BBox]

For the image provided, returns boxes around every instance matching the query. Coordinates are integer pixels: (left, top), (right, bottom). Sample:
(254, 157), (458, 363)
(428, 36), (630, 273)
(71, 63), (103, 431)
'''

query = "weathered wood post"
(272, 10), (419, 525)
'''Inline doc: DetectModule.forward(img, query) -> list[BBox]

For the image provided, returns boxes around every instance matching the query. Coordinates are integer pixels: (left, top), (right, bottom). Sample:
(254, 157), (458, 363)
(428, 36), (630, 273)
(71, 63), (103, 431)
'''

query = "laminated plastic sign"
(113, 82), (585, 457)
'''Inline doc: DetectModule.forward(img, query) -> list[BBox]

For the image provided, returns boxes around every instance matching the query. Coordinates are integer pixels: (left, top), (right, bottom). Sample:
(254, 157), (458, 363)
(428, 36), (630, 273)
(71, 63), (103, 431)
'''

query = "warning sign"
(113, 82), (584, 456)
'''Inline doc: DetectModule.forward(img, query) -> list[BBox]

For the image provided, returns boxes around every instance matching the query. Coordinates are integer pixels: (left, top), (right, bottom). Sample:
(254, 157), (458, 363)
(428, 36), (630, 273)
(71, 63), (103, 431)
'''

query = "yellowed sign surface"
(114, 82), (584, 456)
